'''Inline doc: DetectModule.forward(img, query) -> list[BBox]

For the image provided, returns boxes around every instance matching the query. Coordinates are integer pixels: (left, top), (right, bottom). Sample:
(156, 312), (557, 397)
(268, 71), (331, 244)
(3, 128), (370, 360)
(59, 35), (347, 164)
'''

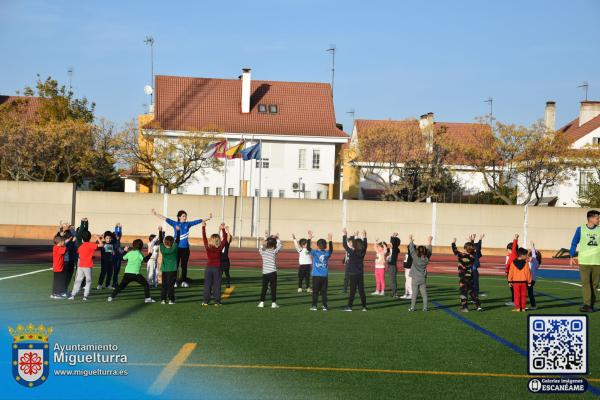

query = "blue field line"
(534, 290), (580, 306)
(433, 301), (600, 397)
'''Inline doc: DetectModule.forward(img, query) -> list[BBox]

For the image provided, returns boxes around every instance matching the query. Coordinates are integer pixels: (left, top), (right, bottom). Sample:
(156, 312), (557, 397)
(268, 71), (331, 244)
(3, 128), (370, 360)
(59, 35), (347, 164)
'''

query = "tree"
(88, 118), (124, 191)
(116, 121), (221, 193)
(356, 119), (461, 202)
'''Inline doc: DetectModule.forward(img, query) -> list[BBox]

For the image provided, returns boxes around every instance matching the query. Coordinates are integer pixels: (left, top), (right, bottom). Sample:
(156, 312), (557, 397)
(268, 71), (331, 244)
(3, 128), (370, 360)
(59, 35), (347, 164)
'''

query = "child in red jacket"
(202, 220), (227, 306)
(508, 247), (532, 312)
(51, 235), (72, 299)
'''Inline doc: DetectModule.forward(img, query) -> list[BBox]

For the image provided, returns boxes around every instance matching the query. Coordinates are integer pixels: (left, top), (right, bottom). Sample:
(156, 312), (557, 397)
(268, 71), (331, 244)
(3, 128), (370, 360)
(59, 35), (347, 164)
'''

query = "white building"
(124, 69), (349, 199)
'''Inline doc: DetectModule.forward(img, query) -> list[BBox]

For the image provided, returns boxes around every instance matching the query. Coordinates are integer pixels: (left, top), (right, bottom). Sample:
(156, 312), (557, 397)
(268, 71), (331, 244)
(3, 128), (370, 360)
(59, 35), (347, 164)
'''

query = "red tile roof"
(146, 75), (348, 138)
(557, 114), (600, 143)
(0, 95), (42, 121)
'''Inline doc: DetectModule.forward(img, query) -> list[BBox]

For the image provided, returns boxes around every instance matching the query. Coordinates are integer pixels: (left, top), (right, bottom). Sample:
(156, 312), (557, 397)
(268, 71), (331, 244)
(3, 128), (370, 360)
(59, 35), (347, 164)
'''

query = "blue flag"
(241, 142), (261, 161)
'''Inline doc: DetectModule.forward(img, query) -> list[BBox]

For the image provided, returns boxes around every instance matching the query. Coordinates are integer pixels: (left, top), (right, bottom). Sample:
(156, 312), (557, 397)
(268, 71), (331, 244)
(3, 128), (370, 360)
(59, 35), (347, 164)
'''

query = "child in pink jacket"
(372, 241), (388, 295)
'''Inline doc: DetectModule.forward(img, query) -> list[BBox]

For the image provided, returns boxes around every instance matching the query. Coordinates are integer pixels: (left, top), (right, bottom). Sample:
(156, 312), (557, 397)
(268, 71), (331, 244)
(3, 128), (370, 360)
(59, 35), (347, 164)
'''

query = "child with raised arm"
(111, 223), (124, 289)
(508, 247), (532, 312)
(407, 234), (432, 312)
(387, 233), (400, 298)
(310, 234), (333, 311)
(527, 241), (541, 310)
(220, 225), (233, 289)
(151, 208), (211, 288)
(69, 231), (103, 301)
(469, 234), (484, 298)
(372, 241), (388, 295)
(159, 235), (178, 304)
(293, 231), (313, 293)
(146, 226), (164, 288)
(202, 221), (227, 306)
(258, 232), (283, 309)
(51, 235), (75, 299)
(343, 228), (368, 312)
(504, 234), (519, 306)
(108, 239), (155, 303)
(452, 237), (483, 312)
(96, 231), (115, 290)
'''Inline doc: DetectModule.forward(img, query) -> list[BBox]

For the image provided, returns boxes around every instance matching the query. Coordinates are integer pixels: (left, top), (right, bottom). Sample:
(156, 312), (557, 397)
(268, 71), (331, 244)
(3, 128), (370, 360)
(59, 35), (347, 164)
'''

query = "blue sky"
(1, 0), (599, 132)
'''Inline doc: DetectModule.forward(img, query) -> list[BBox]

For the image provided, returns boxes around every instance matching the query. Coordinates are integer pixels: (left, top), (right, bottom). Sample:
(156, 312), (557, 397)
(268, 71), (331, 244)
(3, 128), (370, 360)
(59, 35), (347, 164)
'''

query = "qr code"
(528, 315), (587, 374)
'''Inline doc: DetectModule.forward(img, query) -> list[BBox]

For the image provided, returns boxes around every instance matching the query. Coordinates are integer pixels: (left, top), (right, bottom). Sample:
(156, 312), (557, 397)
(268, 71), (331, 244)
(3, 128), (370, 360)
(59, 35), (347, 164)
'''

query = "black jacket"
(342, 235), (367, 274)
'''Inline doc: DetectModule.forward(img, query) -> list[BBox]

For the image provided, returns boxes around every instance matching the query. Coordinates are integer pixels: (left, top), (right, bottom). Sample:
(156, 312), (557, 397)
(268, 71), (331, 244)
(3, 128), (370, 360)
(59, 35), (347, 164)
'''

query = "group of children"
(51, 212), (541, 312)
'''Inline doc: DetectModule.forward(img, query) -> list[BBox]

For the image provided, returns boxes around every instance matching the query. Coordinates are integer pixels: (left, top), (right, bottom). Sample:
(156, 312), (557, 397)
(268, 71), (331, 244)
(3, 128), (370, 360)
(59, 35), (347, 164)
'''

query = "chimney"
(241, 68), (251, 114)
(419, 112), (434, 152)
(579, 101), (600, 126)
(544, 101), (556, 131)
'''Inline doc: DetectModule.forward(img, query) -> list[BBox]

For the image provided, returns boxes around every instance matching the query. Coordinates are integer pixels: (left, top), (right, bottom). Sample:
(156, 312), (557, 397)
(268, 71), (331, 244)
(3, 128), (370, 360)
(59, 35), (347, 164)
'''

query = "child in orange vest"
(508, 247), (532, 312)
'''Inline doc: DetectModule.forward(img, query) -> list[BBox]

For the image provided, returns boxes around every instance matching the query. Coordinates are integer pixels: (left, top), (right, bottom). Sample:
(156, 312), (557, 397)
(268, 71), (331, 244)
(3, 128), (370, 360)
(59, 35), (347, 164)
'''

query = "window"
(267, 189), (273, 198)
(255, 189), (260, 197)
(256, 158), (270, 168)
(177, 187), (184, 194)
(304, 191), (311, 199)
(279, 190), (285, 198)
(316, 191), (322, 199)
(228, 188), (234, 196)
(593, 137), (600, 146)
(216, 187), (222, 196)
(579, 170), (596, 196)
(298, 149), (306, 169)
(258, 104), (267, 113)
(312, 149), (320, 169)
(203, 187), (210, 195)
(268, 104), (278, 113)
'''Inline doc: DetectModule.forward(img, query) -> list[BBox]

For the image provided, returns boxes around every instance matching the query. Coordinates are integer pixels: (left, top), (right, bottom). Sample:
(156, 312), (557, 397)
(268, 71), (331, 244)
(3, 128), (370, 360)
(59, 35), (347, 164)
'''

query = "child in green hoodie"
(159, 235), (178, 304)
(108, 239), (154, 303)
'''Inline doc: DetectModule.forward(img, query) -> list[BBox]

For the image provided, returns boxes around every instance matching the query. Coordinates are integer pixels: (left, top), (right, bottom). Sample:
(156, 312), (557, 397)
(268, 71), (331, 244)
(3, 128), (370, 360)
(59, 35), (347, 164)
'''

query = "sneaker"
(49, 295), (58, 299)
(580, 305), (594, 313)
(271, 302), (280, 309)
(107, 286), (114, 290)
(322, 307), (328, 311)
(343, 307), (352, 312)
(361, 307), (368, 312)
(310, 306), (318, 311)
(307, 288), (312, 293)
(298, 288), (303, 293)
(422, 308), (428, 312)
(96, 285), (103, 290)
(145, 298), (155, 303)
(257, 301), (264, 308)
(392, 295), (399, 299)
(168, 300), (175, 305)
(379, 291), (385, 296)
(214, 303), (221, 307)
(511, 309), (521, 312)
(371, 291), (379, 295)
(68, 296), (75, 300)
(460, 307), (469, 313)
(174, 282), (178, 288)
(202, 302), (209, 307)
(181, 281), (189, 288)
(107, 297), (113, 302)
(505, 301), (515, 306)
(82, 297), (88, 301)
(408, 308), (415, 312)
(529, 306), (537, 310)
(161, 300), (166, 305)
(60, 293), (68, 298)
(477, 307), (484, 312)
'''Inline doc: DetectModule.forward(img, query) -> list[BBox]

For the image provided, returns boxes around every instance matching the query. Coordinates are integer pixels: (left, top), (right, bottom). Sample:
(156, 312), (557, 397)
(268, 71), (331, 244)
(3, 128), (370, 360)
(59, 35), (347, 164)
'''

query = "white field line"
(0, 268), (52, 281)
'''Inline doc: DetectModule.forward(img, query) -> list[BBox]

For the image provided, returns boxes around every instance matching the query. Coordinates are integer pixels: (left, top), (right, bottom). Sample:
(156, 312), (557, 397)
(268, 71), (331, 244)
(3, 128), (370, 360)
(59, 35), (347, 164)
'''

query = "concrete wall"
(0, 181), (594, 251)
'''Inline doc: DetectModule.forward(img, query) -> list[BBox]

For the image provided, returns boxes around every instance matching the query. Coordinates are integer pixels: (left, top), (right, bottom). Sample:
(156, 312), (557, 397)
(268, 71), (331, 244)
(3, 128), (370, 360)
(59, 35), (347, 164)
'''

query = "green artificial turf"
(0, 264), (597, 399)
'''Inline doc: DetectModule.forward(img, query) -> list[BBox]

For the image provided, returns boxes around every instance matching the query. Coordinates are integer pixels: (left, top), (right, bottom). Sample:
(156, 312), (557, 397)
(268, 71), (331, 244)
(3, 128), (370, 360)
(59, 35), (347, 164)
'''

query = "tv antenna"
(346, 108), (356, 127)
(144, 36), (155, 104)
(578, 81), (589, 101)
(326, 44), (336, 96)
(484, 97), (493, 124)
(67, 67), (74, 90)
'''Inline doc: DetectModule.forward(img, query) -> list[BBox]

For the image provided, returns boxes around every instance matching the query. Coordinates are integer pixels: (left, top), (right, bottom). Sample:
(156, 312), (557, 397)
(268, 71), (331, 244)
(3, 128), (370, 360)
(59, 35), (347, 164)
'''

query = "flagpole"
(238, 135), (245, 248)
(221, 138), (227, 222)
(256, 138), (263, 248)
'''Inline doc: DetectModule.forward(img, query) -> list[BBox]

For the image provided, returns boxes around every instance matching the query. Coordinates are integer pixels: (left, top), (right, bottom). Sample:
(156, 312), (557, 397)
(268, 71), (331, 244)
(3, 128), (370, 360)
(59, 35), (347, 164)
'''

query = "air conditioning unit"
(292, 182), (305, 192)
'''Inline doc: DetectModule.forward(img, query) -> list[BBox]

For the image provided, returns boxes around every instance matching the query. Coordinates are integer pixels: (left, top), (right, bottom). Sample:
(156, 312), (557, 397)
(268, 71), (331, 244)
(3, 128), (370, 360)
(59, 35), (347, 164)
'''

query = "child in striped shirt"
(258, 232), (283, 309)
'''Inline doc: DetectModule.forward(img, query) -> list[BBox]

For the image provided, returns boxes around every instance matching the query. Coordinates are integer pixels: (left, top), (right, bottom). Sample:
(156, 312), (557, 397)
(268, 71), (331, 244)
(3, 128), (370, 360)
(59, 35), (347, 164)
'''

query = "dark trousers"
(64, 259), (75, 289)
(528, 280), (536, 308)
(459, 274), (480, 308)
(388, 264), (398, 297)
(111, 273), (150, 299)
(112, 254), (122, 287)
(52, 271), (66, 295)
(177, 247), (191, 283)
(298, 264), (311, 289)
(348, 272), (367, 308)
(311, 276), (328, 307)
(472, 269), (480, 296)
(203, 267), (222, 303)
(221, 265), (231, 286)
(98, 258), (113, 287)
(343, 267), (350, 292)
(161, 271), (177, 301)
(260, 272), (277, 302)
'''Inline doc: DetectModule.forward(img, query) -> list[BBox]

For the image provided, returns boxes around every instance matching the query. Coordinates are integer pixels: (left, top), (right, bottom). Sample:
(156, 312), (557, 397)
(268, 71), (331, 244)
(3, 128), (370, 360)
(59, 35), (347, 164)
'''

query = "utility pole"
(144, 36), (155, 104)
(326, 44), (336, 96)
